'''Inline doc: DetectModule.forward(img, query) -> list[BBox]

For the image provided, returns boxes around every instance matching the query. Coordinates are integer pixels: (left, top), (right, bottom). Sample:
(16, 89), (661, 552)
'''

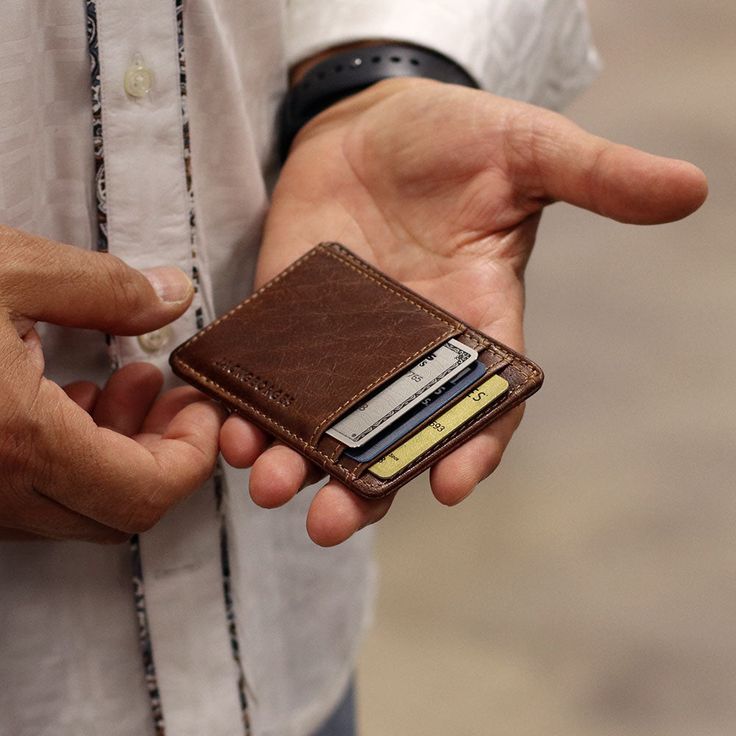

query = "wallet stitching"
(171, 240), (537, 485)
(308, 247), (501, 440)
(350, 362), (542, 486)
(178, 242), (461, 354)
(175, 241), (464, 448)
(171, 354), (540, 487)
(322, 245), (462, 329)
(325, 245), (500, 355)
(308, 328), (455, 446)
(172, 247), (322, 353)
(172, 359), (346, 467)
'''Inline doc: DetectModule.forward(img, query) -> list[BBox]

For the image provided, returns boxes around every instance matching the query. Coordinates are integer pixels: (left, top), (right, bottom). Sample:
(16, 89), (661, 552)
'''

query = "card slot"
(309, 326), (469, 447)
(337, 348), (507, 478)
(317, 345), (512, 474)
(313, 327), (503, 449)
(170, 241), (545, 501)
(171, 243), (466, 451)
(352, 359), (542, 496)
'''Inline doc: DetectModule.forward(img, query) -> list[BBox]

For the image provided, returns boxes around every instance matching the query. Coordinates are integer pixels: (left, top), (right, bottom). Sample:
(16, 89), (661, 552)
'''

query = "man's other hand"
(0, 226), (224, 542)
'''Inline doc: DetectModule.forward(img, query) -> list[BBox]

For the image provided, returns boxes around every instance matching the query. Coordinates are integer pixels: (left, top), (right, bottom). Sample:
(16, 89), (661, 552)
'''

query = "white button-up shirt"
(0, 2), (598, 734)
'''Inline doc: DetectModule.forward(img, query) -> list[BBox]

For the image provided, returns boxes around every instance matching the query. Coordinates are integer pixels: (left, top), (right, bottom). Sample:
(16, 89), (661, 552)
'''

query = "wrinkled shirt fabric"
(0, 2), (598, 734)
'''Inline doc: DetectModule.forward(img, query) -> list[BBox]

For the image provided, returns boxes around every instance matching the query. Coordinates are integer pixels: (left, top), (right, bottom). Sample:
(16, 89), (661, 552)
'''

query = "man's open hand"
(220, 79), (708, 546)
(0, 226), (224, 542)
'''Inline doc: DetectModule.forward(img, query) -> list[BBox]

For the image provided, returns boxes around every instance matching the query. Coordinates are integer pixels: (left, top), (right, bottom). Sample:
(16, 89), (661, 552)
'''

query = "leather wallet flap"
(170, 243), (465, 446)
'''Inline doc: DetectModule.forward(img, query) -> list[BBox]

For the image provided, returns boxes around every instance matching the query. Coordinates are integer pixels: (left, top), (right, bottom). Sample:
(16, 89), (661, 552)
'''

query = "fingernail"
(142, 266), (193, 303)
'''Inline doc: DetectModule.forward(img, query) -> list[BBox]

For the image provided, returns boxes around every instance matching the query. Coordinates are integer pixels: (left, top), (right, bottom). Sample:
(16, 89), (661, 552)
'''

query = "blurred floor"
(357, 2), (736, 735)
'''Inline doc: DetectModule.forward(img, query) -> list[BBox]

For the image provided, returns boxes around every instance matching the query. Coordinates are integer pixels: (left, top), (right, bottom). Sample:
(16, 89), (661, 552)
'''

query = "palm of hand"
(220, 78), (707, 546)
(259, 79), (537, 352)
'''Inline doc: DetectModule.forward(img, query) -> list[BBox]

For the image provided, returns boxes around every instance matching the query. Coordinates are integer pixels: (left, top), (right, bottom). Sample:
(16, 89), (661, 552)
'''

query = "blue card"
(345, 361), (488, 463)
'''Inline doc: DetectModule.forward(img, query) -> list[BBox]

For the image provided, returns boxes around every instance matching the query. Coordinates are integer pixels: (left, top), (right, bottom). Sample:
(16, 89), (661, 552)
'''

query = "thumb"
(506, 105), (708, 224)
(0, 226), (193, 334)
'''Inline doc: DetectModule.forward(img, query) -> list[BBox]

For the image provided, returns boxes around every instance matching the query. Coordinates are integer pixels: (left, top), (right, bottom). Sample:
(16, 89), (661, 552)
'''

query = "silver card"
(326, 339), (478, 448)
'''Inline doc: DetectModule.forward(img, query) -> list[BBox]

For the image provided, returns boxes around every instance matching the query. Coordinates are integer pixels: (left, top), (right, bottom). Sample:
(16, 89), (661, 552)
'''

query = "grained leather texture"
(170, 243), (544, 499)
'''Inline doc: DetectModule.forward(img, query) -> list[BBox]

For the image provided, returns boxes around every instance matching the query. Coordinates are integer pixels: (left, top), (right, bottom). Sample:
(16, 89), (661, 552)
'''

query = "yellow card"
(368, 374), (510, 480)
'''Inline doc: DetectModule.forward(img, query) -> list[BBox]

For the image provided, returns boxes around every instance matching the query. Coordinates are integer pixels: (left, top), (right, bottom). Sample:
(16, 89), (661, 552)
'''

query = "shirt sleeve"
(286, 0), (601, 110)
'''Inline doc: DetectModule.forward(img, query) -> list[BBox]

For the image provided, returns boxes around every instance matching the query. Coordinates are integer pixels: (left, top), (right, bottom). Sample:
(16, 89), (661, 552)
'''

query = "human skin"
(0, 229), (224, 542)
(218, 77), (708, 546)
(0, 79), (707, 545)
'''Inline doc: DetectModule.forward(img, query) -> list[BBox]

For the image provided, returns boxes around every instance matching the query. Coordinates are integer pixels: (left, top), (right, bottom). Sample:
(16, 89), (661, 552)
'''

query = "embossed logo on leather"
(214, 359), (295, 408)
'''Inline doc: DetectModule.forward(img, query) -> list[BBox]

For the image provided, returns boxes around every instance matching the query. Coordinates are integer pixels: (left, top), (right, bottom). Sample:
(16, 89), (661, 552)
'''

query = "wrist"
(280, 42), (477, 161)
(285, 77), (434, 159)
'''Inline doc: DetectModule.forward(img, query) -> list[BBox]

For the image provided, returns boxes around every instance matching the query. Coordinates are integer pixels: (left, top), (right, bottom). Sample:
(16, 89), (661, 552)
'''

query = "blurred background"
(358, 1), (736, 734)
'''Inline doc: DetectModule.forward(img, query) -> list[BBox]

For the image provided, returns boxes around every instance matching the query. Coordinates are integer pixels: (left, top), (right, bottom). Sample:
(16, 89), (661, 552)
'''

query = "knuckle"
(0, 410), (41, 479)
(95, 530), (132, 546)
(504, 106), (558, 189)
(98, 255), (149, 316)
(118, 486), (169, 535)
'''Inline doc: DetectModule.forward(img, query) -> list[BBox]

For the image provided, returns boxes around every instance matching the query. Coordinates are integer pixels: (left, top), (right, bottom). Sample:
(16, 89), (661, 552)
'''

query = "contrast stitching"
(353, 363), (542, 490)
(176, 247), (323, 351)
(173, 356), (540, 485)
(173, 241), (536, 484)
(175, 242), (466, 447)
(172, 358), (348, 468)
(308, 328), (455, 446)
(320, 246), (461, 328)
(322, 246), (498, 358)
(176, 243), (460, 355)
(329, 443), (344, 463)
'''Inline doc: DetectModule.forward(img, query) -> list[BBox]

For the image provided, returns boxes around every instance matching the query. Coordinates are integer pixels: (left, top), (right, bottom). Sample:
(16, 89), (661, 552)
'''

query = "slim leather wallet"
(169, 243), (543, 499)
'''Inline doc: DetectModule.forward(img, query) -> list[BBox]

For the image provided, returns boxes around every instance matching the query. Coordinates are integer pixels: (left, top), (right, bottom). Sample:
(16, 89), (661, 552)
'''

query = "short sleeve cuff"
(287, 0), (601, 110)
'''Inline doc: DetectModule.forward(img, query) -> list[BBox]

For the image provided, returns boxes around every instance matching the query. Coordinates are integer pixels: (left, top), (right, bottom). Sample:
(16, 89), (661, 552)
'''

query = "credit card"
(327, 339), (478, 448)
(345, 361), (487, 463)
(368, 374), (510, 480)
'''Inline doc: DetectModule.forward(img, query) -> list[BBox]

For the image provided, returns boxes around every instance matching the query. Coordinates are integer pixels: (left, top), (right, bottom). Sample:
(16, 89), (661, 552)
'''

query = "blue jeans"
(311, 681), (356, 736)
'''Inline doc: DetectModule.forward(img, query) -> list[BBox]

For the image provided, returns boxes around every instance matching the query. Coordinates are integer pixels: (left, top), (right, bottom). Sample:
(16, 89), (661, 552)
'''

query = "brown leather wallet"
(169, 243), (543, 499)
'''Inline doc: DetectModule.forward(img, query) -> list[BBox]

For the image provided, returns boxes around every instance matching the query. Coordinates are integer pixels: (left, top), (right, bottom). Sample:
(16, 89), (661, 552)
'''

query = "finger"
(220, 414), (269, 469)
(63, 381), (101, 414)
(249, 444), (322, 508)
(93, 363), (163, 436)
(430, 404), (524, 505)
(426, 283), (526, 505)
(0, 225), (193, 334)
(0, 491), (129, 544)
(306, 481), (394, 547)
(506, 103), (708, 224)
(33, 379), (224, 533)
(140, 386), (211, 435)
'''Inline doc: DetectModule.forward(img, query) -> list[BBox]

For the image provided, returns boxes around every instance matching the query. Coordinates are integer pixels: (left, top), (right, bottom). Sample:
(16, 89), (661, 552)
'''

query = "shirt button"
(124, 54), (154, 98)
(137, 326), (172, 354)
